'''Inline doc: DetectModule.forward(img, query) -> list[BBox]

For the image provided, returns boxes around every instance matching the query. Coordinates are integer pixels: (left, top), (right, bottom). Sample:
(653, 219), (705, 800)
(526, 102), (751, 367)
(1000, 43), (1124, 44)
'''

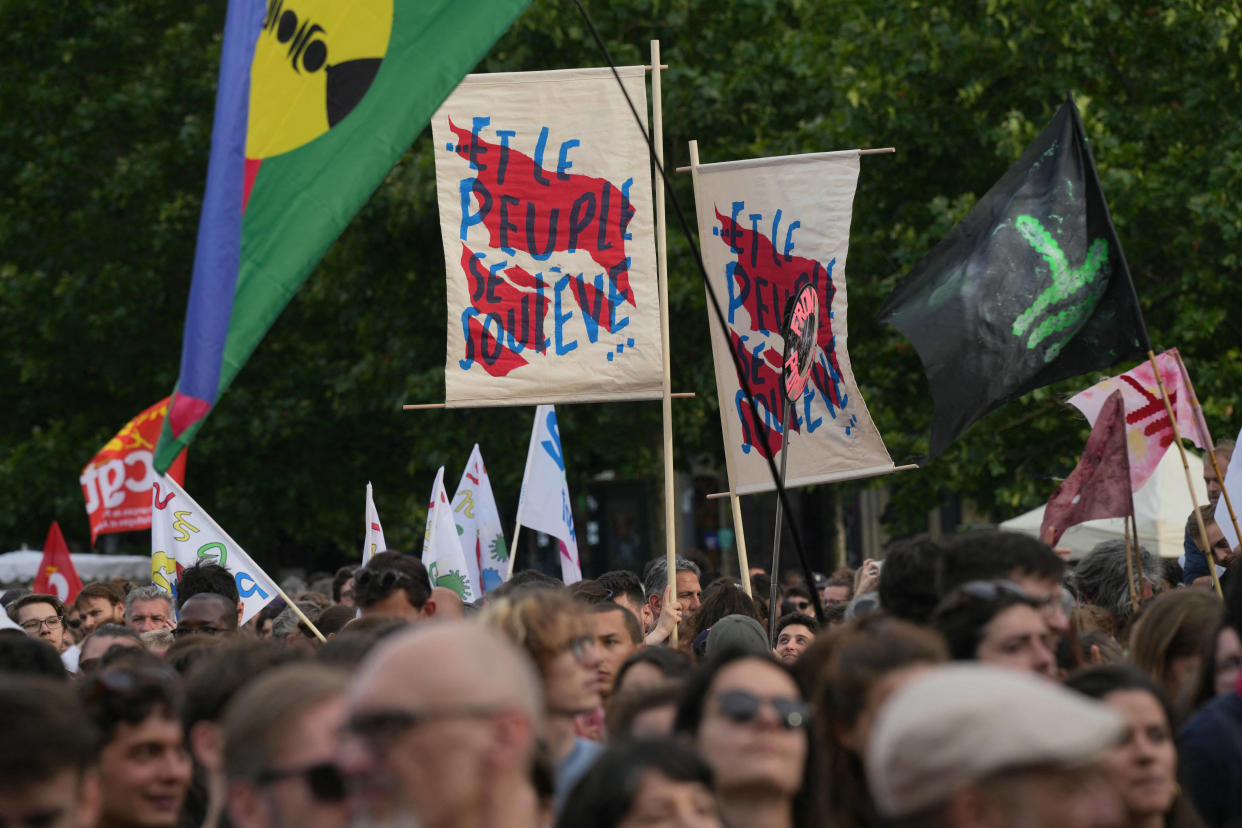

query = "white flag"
(517, 405), (582, 584)
(452, 445), (509, 594)
(362, 482), (386, 568)
(422, 467), (478, 602)
(1215, 422), (1242, 551)
(150, 476), (279, 625)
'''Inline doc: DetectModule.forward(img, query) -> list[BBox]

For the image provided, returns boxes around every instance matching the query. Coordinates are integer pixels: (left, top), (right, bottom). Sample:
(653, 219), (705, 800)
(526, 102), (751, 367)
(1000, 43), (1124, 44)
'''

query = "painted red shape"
(461, 244), (549, 352)
(242, 158), (262, 211)
(465, 314), (529, 377)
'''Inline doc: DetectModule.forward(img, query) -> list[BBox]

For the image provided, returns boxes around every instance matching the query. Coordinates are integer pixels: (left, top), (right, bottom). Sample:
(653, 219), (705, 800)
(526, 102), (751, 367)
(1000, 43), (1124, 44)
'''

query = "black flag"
(878, 97), (1148, 459)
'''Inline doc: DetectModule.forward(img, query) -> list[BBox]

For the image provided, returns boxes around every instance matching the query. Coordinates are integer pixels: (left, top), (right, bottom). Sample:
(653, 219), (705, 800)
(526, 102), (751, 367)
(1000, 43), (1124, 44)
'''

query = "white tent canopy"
(0, 550), (150, 585)
(1001, 448), (1206, 559)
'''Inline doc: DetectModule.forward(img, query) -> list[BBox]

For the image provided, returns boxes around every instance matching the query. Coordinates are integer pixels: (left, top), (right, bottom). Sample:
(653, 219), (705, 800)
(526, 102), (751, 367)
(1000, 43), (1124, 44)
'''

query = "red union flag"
(81, 399), (187, 545)
(1068, 349), (1206, 492)
(33, 522), (84, 604)
(432, 67), (663, 406)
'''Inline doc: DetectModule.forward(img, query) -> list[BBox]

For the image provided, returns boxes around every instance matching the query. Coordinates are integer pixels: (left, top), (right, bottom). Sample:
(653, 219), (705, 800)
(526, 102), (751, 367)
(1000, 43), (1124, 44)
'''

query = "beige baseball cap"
(865, 663), (1126, 818)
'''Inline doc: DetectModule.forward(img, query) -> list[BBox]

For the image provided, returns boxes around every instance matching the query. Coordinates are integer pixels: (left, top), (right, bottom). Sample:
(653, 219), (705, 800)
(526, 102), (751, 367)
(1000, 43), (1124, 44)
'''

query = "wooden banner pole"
(403, 393), (696, 410)
(504, 524), (522, 583)
(674, 146), (895, 174)
(1147, 350), (1222, 598)
(732, 495), (752, 597)
(270, 582), (326, 643)
(651, 40), (678, 647)
(1123, 512), (1137, 613)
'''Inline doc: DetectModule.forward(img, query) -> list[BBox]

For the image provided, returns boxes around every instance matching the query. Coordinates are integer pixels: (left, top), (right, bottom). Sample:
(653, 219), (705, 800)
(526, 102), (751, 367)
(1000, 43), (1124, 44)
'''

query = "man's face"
(774, 623), (814, 664)
(822, 586), (850, 608)
(175, 599), (235, 639)
(592, 608), (640, 700)
(976, 605), (1056, 679)
(230, 696), (349, 828)
(98, 713), (192, 827)
(338, 578), (356, 609)
(675, 571), (702, 615)
(1204, 522), (1237, 565)
(1205, 452), (1232, 507)
(78, 597), (123, 636)
(1010, 574), (1069, 636)
(79, 635), (143, 674)
(16, 601), (66, 652)
(0, 768), (99, 828)
(127, 599), (174, 634)
(611, 593), (648, 629)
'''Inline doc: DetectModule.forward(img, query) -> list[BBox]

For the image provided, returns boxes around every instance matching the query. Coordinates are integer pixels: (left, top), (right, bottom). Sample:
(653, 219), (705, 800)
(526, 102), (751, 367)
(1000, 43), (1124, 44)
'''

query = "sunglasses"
(714, 689), (811, 729)
(257, 763), (346, 802)
(346, 705), (501, 752)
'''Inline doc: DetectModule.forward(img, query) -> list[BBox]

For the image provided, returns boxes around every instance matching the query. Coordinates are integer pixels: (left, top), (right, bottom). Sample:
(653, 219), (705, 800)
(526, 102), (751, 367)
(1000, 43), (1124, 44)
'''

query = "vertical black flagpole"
(768, 397), (792, 642)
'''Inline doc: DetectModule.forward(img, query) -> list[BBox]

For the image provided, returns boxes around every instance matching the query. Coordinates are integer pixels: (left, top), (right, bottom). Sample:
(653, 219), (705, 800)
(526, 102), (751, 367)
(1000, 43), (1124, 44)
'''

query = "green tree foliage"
(2, 0), (1239, 564)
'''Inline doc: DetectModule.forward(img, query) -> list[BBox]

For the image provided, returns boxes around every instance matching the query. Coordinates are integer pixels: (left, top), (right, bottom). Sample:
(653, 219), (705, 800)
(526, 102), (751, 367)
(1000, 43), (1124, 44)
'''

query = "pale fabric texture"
(362, 481), (387, 568)
(452, 444), (509, 593)
(516, 405), (581, 584)
(422, 467), (479, 603)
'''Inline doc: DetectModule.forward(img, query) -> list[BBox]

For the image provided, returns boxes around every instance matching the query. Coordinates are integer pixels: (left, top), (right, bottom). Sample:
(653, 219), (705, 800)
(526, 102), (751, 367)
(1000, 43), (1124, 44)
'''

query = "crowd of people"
(4, 469), (1242, 828)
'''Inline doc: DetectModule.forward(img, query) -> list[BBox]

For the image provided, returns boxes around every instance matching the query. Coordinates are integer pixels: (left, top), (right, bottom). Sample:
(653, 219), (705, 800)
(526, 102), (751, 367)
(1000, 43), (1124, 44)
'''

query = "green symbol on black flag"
(877, 95), (1148, 460)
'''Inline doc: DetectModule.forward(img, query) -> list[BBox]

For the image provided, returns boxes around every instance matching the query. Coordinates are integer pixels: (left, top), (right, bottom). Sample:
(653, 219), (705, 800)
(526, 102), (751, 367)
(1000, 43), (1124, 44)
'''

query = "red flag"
(32, 522), (83, 604)
(1041, 390), (1133, 546)
(80, 399), (187, 545)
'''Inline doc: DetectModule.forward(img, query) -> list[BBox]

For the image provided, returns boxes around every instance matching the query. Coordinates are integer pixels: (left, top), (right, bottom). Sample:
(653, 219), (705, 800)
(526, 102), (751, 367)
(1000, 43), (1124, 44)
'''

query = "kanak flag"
(422, 467), (477, 602)
(362, 482), (386, 568)
(516, 406), (582, 585)
(1068, 349), (1207, 491)
(81, 399), (187, 545)
(33, 522), (83, 604)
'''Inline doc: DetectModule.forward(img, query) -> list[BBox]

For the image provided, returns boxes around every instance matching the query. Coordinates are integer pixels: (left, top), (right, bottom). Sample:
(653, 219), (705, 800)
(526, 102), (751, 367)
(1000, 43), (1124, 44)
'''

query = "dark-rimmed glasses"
(256, 762), (346, 802)
(19, 615), (63, 632)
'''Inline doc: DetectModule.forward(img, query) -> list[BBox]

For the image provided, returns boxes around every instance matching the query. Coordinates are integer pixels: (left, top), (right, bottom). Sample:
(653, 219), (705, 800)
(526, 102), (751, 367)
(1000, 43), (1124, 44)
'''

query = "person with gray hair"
(272, 603), (320, 653)
(1074, 539), (1163, 639)
(641, 555), (703, 645)
(125, 584), (175, 633)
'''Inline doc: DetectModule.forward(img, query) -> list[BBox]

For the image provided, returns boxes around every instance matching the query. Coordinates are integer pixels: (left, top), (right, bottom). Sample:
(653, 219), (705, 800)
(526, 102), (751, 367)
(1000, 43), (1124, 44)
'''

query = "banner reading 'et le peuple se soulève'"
(691, 150), (894, 494)
(432, 67), (663, 407)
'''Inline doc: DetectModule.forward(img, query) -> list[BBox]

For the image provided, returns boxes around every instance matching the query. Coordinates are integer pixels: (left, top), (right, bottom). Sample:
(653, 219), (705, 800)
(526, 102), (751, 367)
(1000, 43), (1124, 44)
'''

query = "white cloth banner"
(362, 481), (386, 568)
(452, 445), (509, 594)
(690, 150), (894, 494)
(422, 467), (479, 602)
(150, 476), (278, 625)
(432, 67), (663, 406)
(517, 405), (582, 584)
(1215, 421), (1242, 551)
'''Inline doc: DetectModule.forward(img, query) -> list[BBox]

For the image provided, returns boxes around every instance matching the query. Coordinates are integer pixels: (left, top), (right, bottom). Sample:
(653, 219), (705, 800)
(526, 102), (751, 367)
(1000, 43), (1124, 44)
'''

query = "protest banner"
(514, 405), (582, 585)
(689, 145), (895, 495)
(32, 522), (84, 605)
(150, 476), (306, 631)
(422, 467), (478, 602)
(153, 0), (531, 472)
(1068, 349), (1208, 492)
(431, 66), (663, 407)
(877, 96), (1149, 459)
(362, 482), (386, 568)
(452, 445), (508, 594)
(81, 398), (186, 545)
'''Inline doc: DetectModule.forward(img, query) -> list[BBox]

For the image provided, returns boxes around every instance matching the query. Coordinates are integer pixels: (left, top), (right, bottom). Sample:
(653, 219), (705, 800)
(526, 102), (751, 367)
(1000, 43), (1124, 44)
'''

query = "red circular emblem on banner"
(781, 283), (819, 402)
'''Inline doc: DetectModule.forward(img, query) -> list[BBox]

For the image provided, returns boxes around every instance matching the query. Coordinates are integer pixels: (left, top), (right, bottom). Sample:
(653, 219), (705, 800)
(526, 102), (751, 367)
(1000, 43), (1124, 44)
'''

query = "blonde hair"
(480, 590), (588, 671)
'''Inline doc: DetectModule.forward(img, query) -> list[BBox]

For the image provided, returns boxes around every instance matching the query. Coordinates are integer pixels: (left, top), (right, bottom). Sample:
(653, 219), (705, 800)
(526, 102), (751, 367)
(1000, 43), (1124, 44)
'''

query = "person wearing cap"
(865, 663), (1126, 827)
(705, 614), (771, 660)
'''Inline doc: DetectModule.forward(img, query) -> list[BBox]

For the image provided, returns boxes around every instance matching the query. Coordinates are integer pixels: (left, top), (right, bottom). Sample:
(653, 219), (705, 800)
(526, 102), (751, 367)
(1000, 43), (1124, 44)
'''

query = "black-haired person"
(596, 569), (650, 629)
(1, 676), (100, 827)
(353, 551), (438, 621)
(591, 602), (643, 702)
(938, 531), (1070, 634)
(773, 613), (818, 665)
(178, 561), (242, 625)
(674, 651), (812, 828)
(80, 663), (193, 828)
(78, 623), (144, 674)
(932, 579), (1057, 679)
(613, 645), (693, 696)
(175, 593), (240, 640)
(557, 739), (723, 828)
(1065, 665), (1202, 828)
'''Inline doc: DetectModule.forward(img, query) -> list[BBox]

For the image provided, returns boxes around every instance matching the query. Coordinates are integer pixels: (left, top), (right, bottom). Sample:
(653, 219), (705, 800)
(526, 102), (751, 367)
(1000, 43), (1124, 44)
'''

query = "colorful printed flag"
(1041, 390), (1133, 546)
(81, 399), (187, 545)
(690, 149), (894, 494)
(421, 467), (478, 602)
(452, 445), (509, 594)
(150, 476), (279, 624)
(362, 481), (386, 568)
(153, 0), (531, 473)
(516, 405), (582, 584)
(431, 67), (663, 406)
(1069, 349), (1207, 491)
(33, 522), (84, 605)
(877, 97), (1148, 459)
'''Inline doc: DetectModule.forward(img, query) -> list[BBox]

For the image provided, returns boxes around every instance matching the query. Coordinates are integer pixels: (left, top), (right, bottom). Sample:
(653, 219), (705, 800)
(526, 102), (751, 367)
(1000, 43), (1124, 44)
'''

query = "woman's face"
(617, 770), (723, 828)
(542, 624), (603, 715)
(976, 604), (1056, 679)
(1098, 689), (1177, 820)
(1214, 626), (1242, 697)
(695, 659), (807, 798)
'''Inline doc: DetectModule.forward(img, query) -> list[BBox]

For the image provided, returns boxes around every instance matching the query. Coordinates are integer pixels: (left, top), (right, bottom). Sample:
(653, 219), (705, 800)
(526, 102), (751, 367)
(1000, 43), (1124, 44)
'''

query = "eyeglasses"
(346, 706), (501, 752)
(564, 635), (594, 662)
(256, 762), (346, 802)
(713, 689), (811, 730)
(172, 625), (230, 638)
(19, 615), (63, 632)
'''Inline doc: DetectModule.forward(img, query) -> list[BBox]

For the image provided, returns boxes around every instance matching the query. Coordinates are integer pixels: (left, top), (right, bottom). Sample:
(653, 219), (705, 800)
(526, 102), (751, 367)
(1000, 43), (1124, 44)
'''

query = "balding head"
(342, 622), (543, 828)
(430, 587), (465, 621)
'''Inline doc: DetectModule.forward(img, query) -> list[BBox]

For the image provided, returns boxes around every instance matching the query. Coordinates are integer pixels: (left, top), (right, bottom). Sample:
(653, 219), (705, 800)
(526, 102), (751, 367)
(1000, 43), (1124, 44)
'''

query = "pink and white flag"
(452, 445), (508, 594)
(1069, 349), (1207, 491)
(361, 482), (386, 568)
(422, 467), (478, 602)
(516, 405), (582, 584)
